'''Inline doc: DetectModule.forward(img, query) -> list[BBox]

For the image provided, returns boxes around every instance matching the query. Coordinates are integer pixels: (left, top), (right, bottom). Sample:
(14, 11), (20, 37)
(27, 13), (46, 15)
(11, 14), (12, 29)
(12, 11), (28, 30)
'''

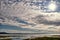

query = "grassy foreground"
(25, 37), (60, 40)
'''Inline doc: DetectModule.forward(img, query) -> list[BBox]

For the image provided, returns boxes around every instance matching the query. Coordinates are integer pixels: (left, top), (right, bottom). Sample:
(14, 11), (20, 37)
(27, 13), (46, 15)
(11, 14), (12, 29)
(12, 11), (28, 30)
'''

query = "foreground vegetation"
(25, 37), (60, 40)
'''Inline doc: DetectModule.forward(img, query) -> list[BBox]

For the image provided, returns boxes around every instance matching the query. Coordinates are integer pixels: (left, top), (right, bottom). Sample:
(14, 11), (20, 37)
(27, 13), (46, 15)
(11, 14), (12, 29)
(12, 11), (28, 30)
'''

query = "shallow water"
(0, 37), (23, 40)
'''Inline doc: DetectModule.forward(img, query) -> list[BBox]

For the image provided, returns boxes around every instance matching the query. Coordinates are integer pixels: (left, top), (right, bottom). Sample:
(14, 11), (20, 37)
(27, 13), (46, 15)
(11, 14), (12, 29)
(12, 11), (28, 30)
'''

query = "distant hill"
(0, 32), (9, 34)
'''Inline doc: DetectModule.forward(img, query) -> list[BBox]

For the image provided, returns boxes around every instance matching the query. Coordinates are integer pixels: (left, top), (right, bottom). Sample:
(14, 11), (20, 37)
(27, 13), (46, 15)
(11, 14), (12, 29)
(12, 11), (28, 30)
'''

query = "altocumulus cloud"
(0, 0), (60, 33)
(32, 14), (60, 26)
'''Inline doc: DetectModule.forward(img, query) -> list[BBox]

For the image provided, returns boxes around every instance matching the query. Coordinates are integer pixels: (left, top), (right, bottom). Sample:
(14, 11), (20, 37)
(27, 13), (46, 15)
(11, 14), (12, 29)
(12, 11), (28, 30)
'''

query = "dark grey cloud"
(33, 15), (60, 26)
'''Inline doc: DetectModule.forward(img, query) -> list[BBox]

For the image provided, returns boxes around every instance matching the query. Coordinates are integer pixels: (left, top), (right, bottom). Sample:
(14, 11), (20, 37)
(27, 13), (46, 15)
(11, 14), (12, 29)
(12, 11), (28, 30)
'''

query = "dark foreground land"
(25, 37), (60, 40)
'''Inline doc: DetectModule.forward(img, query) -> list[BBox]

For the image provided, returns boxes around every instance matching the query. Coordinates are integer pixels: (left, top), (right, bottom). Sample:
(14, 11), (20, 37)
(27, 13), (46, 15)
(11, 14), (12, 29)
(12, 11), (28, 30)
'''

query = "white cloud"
(0, 0), (60, 33)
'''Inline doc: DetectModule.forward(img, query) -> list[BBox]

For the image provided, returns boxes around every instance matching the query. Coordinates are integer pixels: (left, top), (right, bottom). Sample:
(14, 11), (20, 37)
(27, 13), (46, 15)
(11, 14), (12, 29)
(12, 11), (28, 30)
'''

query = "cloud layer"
(33, 14), (60, 26)
(0, 0), (60, 33)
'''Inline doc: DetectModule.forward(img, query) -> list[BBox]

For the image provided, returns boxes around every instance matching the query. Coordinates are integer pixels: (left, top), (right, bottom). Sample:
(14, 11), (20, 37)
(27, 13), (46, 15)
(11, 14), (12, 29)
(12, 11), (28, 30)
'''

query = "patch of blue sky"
(0, 24), (39, 32)
(30, 0), (60, 12)
(2, 0), (22, 5)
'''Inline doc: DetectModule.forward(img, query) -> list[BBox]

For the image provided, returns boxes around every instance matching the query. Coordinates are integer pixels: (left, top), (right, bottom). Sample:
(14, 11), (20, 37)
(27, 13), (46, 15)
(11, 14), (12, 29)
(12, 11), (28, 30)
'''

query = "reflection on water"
(0, 37), (23, 40)
(0, 38), (23, 40)
(0, 39), (12, 40)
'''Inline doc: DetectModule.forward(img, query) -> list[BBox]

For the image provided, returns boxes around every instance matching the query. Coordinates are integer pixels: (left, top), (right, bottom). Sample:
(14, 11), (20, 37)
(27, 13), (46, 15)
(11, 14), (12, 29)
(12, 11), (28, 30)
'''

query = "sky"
(0, 0), (60, 33)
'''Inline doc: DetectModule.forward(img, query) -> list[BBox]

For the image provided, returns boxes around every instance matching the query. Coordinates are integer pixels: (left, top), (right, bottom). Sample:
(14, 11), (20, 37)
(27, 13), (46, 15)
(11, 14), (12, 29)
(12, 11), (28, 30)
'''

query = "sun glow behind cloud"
(48, 1), (57, 11)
